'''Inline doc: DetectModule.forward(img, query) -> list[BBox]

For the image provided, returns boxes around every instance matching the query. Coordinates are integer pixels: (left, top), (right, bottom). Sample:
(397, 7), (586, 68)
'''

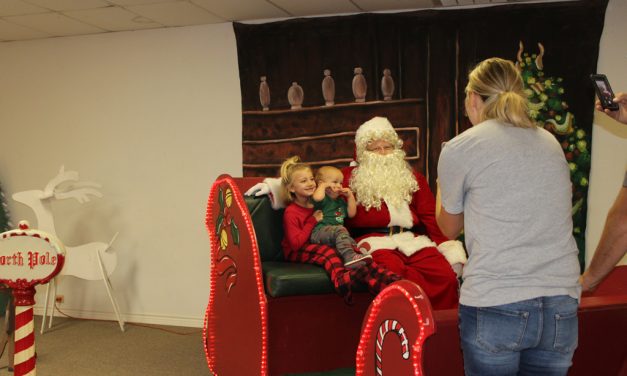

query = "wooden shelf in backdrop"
(242, 98), (424, 115)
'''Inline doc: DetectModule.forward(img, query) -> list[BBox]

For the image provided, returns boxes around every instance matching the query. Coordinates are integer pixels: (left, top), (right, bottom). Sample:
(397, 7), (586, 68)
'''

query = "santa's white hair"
(351, 117), (418, 210)
(354, 117), (403, 160)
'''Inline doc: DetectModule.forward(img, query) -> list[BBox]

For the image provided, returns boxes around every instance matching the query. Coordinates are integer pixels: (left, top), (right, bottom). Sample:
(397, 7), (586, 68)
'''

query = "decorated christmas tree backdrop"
(0, 183), (11, 232)
(0, 181), (11, 312)
(516, 42), (590, 270)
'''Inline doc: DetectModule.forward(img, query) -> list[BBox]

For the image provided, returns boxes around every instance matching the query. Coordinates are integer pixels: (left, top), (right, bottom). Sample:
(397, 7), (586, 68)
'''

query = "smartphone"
(590, 74), (619, 111)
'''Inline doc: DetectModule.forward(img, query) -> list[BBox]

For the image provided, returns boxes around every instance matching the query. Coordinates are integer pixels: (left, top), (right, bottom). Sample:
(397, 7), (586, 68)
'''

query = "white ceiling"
(0, 0), (574, 42)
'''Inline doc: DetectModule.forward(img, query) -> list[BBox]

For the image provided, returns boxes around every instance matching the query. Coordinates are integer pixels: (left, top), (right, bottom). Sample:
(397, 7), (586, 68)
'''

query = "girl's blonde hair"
(466, 57), (535, 129)
(280, 156), (312, 202)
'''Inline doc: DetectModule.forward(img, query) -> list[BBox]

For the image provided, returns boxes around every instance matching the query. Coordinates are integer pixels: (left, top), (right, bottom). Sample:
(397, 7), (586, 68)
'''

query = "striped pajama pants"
(285, 243), (400, 303)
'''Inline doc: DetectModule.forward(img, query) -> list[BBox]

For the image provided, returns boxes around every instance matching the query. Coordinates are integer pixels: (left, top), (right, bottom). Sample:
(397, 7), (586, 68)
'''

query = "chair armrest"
(204, 174), (268, 375)
(355, 280), (436, 375)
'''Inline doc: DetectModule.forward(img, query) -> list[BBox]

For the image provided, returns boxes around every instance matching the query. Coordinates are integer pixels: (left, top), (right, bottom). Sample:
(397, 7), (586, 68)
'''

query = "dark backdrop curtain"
(234, 0), (608, 267)
(235, 14), (429, 109)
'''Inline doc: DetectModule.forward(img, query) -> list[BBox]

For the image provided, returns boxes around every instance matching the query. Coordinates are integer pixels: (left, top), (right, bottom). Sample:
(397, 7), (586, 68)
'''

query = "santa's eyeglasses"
(366, 145), (395, 153)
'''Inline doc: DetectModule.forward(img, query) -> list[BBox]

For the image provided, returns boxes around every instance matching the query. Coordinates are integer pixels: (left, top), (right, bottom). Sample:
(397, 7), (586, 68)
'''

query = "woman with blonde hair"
(437, 58), (581, 375)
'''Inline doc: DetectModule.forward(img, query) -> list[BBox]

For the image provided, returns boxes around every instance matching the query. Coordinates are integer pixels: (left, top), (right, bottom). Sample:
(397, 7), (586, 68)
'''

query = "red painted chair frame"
(204, 174), (627, 375)
(204, 175), (376, 375)
(356, 280), (436, 376)
(366, 266), (627, 376)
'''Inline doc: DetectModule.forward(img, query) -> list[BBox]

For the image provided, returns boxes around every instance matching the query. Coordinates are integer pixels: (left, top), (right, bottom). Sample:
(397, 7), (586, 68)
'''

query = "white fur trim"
(263, 177), (285, 209)
(396, 234), (436, 256)
(386, 201), (414, 228)
(355, 117), (395, 147)
(437, 240), (467, 265)
(358, 233), (436, 257)
(354, 117), (400, 159)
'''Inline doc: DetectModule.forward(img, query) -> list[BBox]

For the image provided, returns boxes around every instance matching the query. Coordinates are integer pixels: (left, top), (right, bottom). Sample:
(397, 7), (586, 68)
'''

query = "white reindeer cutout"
(12, 166), (125, 332)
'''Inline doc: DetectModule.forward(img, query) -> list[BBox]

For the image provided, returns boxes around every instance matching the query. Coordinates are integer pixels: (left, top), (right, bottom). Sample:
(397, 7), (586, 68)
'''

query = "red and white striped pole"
(0, 221), (66, 376)
(13, 287), (37, 376)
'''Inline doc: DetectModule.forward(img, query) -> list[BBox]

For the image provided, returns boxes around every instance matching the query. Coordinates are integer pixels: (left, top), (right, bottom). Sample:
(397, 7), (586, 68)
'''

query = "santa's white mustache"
(350, 149), (418, 210)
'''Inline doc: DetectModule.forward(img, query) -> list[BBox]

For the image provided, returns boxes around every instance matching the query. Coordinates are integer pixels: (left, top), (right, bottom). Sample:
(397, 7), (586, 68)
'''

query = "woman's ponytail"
(467, 58), (535, 129)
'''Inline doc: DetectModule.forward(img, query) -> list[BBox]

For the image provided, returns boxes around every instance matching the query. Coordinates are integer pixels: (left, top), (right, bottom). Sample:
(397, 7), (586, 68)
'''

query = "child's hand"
(313, 210), (323, 222)
(340, 187), (354, 197)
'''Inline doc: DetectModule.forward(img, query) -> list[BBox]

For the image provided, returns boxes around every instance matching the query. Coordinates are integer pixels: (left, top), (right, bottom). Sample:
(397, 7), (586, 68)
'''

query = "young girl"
(280, 156), (399, 301)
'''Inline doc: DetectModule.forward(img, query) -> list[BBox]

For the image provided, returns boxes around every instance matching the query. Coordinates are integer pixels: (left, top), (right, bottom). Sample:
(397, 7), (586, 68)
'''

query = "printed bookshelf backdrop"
(233, 0), (609, 268)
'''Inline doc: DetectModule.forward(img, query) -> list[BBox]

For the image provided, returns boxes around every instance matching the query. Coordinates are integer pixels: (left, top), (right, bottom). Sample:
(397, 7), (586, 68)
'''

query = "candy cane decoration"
(356, 281), (436, 376)
(375, 319), (410, 375)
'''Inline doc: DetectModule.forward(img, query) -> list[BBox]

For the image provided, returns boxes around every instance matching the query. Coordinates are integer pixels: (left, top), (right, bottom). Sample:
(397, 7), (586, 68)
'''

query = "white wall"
(586, 0), (627, 267)
(0, 0), (623, 328)
(0, 23), (242, 327)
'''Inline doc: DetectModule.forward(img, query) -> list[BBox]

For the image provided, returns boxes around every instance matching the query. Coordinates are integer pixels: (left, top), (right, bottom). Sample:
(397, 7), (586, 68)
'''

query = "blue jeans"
(459, 295), (578, 376)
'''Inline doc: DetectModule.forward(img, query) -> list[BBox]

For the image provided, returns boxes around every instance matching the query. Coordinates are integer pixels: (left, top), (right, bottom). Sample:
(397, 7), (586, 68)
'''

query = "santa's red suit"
(251, 116), (467, 309)
(256, 168), (465, 309)
(342, 166), (463, 310)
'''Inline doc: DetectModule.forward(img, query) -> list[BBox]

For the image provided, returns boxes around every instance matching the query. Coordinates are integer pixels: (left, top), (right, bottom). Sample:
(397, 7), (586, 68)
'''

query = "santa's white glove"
(451, 262), (463, 278)
(245, 182), (271, 197)
(437, 240), (467, 278)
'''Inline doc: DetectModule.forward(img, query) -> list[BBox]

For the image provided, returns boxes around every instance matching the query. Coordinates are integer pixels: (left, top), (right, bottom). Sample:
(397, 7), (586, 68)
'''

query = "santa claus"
(247, 116), (465, 309)
(345, 116), (465, 309)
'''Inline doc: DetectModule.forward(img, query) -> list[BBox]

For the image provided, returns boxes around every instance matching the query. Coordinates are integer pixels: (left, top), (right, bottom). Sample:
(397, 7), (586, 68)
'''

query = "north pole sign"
(0, 221), (65, 376)
(0, 221), (65, 292)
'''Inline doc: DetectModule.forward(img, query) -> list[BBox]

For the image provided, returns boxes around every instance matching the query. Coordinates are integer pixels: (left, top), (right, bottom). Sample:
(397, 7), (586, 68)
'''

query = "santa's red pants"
(371, 247), (459, 310)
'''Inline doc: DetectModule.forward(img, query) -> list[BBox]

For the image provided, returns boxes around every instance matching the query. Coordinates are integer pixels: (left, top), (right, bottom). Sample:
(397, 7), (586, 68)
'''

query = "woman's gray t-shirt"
(438, 119), (581, 307)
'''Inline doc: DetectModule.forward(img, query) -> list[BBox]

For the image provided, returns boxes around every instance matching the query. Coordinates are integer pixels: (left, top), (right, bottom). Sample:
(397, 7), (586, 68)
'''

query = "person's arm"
(343, 188), (357, 218)
(412, 173), (449, 244)
(283, 207), (320, 252)
(312, 182), (328, 202)
(244, 177), (286, 209)
(413, 173), (467, 274)
(596, 92), (627, 125)
(581, 185), (627, 291)
(435, 180), (464, 240)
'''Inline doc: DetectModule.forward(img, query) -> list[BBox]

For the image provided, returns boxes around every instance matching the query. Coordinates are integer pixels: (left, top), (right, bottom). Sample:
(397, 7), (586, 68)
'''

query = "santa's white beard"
(350, 150), (418, 210)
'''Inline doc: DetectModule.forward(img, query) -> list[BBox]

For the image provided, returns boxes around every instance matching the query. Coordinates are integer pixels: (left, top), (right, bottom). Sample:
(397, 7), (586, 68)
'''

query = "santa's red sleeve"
(412, 172), (448, 244)
(413, 172), (467, 268)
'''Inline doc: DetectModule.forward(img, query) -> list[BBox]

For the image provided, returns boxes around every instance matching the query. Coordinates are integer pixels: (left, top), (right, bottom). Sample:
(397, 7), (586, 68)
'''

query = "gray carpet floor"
(1, 316), (209, 376)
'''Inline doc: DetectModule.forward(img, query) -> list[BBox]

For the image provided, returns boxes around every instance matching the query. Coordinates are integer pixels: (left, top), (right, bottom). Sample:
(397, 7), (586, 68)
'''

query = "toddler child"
(311, 166), (372, 268)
